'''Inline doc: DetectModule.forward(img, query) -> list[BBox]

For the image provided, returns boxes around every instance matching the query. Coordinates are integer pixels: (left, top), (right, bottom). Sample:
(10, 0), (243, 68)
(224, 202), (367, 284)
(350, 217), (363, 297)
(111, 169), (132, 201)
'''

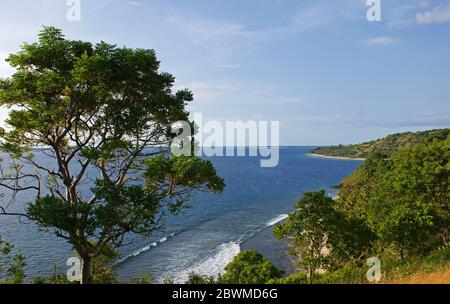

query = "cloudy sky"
(0, 0), (449, 145)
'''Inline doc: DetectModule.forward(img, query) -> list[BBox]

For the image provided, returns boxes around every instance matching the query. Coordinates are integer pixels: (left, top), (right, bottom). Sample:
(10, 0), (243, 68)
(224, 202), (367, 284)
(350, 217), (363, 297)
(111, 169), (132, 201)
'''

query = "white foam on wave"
(266, 214), (288, 227)
(119, 213), (288, 280)
(173, 241), (241, 283)
(116, 233), (176, 265)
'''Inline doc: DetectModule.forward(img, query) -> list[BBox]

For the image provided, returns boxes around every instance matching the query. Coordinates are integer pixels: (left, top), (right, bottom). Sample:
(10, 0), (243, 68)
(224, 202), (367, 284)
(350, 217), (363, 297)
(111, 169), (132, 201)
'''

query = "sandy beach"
(308, 153), (366, 161)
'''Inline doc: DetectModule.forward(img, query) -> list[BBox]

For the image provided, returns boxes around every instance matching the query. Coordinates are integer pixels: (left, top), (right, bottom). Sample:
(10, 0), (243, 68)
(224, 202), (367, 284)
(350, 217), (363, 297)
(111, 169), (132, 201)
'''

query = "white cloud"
(386, 3), (418, 27)
(366, 36), (399, 45)
(385, 1), (444, 27)
(416, 4), (450, 24)
(163, 2), (356, 61)
(128, 1), (140, 7)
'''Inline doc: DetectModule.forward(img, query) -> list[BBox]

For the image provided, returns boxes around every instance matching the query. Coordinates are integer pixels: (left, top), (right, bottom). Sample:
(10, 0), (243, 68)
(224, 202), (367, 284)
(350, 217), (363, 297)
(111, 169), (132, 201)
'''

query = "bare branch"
(0, 206), (32, 220)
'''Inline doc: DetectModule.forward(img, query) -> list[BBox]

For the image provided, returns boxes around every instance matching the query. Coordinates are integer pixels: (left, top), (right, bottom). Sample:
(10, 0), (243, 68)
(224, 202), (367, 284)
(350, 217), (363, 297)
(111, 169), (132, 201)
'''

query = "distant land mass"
(310, 128), (450, 159)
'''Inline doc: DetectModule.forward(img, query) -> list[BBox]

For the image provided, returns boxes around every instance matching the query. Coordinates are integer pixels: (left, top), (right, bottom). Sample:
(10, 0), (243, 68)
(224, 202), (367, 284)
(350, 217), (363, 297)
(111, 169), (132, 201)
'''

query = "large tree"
(0, 27), (224, 283)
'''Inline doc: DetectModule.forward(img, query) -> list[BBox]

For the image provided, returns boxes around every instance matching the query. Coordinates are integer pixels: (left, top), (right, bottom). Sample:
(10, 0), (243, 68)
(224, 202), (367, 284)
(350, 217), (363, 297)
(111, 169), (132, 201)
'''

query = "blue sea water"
(0, 147), (362, 282)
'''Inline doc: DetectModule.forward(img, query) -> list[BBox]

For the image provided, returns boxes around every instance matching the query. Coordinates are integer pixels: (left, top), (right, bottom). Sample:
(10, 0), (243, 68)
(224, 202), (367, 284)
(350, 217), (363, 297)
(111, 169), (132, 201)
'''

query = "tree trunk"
(80, 256), (92, 284)
(442, 228), (449, 245)
(307, 267), (313, 284)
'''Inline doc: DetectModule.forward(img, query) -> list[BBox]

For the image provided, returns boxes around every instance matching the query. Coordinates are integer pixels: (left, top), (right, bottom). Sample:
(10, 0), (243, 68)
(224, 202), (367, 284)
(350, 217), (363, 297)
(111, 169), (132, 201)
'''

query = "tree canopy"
(0, 27), (224, 283)
(219, 250), (282, 284)
(337, 136), (449, 258)
(274, 190), (374, 282)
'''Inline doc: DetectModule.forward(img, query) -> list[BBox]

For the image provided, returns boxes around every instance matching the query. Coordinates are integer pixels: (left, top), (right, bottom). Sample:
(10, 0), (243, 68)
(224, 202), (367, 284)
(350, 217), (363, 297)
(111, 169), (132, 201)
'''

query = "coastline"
(308, 153), (366, 161)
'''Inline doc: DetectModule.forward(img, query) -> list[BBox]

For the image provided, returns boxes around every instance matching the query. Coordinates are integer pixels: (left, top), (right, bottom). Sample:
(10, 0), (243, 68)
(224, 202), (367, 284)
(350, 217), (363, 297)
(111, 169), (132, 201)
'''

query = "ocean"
(0, 147), (362, 282)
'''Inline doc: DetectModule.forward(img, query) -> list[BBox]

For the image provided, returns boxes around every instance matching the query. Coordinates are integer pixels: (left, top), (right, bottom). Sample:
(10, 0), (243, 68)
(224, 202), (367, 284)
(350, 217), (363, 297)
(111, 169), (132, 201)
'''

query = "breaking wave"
(116, 233), (176, 265)
(173, 241), (241, 283)
(266, 214), (288, 227)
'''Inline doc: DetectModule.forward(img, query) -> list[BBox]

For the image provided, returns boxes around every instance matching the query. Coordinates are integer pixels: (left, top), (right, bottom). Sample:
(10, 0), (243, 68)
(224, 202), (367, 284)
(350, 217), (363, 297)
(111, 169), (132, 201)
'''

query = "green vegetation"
(273, 191), (375, 282)
(0, 235), (26, 284)
(0, 27), (224, 284)
(338, 137), (449, 255)
(33, 245), (118, 284)
(131, 272), (153, 284)
(0, 27), (447, 285)
(219, 250), (282, 284)
(310, 128), (449, 159)
(33, 264), (71, 284)
(186, 272), (217, 284)
(275, 132), (449, 283)
(272, 246), (450, 284)
(185, 250), (282, 284)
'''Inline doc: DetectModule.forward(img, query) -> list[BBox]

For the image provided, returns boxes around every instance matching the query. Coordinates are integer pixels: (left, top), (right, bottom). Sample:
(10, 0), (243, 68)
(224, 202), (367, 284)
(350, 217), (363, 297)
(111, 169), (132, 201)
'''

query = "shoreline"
(308, 153), (366, 161)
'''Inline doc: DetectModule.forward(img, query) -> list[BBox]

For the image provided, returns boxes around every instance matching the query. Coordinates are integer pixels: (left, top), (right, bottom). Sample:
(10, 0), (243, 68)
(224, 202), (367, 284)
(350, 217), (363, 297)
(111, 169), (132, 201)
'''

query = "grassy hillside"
(392, 268), (450, 284)
(310, 128), (449, 159)
(268, 247), (450, 284)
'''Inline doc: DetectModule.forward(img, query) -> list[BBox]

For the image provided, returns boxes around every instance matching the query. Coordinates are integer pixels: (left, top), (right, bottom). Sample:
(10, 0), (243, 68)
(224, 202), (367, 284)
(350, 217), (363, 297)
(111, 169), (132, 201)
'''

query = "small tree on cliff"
(219, 250), (282, 284)
(274, 191), (374, 282)
(0, 27), (224, 284)
(274, 191), (335, 282)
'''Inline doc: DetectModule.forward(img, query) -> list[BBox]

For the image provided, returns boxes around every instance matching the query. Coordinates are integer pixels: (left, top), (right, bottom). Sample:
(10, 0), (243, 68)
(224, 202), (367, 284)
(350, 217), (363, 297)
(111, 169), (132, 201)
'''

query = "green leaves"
(144, 155), (225, 194)
(0, 27), (225, 283)
(274, 191), (375, 279)
(379, 202), (435, 249)
(91, 180), (160, 234)
(0, 26), (193, 153)
(220, 250), (282, 284)
(337, 135), (449, 259)
(27, 196), (88, 234)
(0, 236), (26, 284)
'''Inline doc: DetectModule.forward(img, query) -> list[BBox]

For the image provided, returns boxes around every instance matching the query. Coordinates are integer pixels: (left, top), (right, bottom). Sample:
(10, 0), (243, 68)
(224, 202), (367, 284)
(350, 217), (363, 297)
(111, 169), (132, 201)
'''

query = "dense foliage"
(275, 132), (449, 283)
(219, 250), (282, 284)
(311, 128), (449, 159)
(273, 245), (450, 284)
(338, 136), (449, 258)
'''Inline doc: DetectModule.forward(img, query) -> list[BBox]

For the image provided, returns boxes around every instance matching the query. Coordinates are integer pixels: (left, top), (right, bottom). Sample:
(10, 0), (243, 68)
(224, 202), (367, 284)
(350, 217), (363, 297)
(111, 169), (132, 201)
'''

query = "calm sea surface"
(0, 147), (362, 282)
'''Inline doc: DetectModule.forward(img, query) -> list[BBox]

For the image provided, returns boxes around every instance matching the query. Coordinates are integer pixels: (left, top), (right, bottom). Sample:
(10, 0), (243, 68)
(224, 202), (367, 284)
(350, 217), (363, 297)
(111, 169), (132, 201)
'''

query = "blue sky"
(0, 0), (449, 145)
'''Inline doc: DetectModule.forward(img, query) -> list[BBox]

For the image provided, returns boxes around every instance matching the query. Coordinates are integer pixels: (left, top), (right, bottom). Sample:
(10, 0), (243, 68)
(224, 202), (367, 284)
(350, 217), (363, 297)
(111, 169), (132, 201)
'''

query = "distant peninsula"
(310, 128), (449, 159)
